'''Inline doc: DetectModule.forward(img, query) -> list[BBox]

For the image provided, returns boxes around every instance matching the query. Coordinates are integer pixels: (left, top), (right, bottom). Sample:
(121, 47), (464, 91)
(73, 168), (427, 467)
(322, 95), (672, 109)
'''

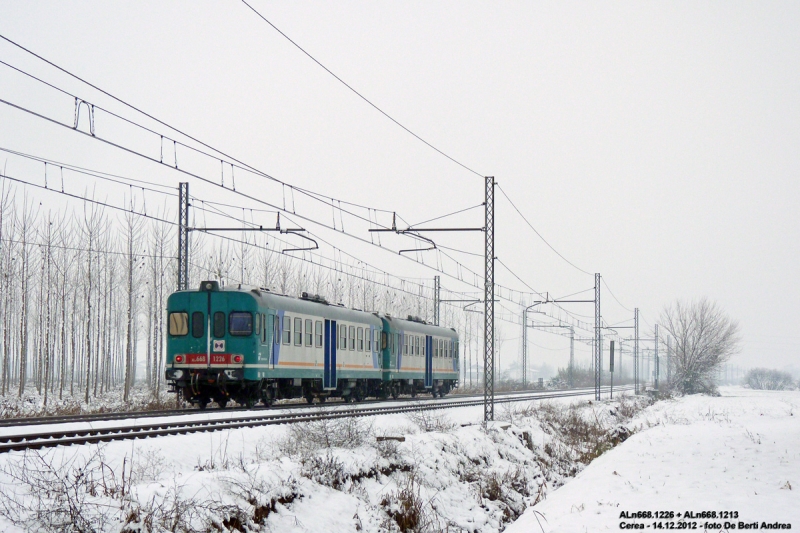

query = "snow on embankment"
(0, 395), (649, 533)
(506, 388), (800, 533)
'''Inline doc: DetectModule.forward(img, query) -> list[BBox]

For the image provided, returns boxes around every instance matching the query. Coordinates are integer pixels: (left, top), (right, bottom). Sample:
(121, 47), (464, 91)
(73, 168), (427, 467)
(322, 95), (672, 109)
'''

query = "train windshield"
(229, 312), (253, 336)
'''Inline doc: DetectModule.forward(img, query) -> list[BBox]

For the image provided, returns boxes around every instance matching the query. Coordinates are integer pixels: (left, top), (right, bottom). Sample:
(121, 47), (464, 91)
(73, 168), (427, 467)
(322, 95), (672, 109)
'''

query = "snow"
(0, 387), (795, 532)
(506, 387), (800, 533)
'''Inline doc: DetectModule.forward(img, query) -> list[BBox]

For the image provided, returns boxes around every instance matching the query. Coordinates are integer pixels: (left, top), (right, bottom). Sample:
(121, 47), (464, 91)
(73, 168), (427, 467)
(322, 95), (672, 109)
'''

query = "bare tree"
(659, 298), (741, 394)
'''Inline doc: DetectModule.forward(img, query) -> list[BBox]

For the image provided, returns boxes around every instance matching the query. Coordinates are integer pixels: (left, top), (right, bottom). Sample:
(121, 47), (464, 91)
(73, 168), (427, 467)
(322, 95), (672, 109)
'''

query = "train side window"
(403, 334), (408, 355)
(339, 324), (347, 350)
(366, 329), (371, 352)
(169, 312), (188, 336)
(229, 312), (253, 336)
(191, 312), (204, 338)
(273, 316), (280, 345)
(380, 331), (387, 350)
(374, 330), (380, 351)
(357, 327), (364, 351)
(315, 320), (323, 347)
(305, 319), (313, 346)
(283, 316), (291, 345)
(349, 326), (356, 350)
(213, 312), (226, 338)
(421, 337), (425, 357)
(294, 317), (302, 345)
(261, 314), (267, 344)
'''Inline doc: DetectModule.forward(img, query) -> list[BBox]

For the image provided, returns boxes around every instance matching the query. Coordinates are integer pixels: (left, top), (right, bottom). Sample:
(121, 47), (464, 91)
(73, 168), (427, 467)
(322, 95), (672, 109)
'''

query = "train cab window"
(229, 312), (253, 336)
(315, 321), (323, 347)
(191, 312), (204, 338)
(213, 312), (226, 338)
(380, 331), (387, 351)
(305, 319), (313, 347)
(283, 316), (292, 345)
(169, 312), (188, 336)
(357, 328), (364, 351)
(294, 318), (303, 346)
(339, 324), (347, 350)
(349, 326), (356, 350)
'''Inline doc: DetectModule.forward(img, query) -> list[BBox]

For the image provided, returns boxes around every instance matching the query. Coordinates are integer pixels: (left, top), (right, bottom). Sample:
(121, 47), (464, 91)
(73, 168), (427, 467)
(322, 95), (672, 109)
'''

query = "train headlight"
(233, 355), (243, 363)
(175, 355), (184, 364)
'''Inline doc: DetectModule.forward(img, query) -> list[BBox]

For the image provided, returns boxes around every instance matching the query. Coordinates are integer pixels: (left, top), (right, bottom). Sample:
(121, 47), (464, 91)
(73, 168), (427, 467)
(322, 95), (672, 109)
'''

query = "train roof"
(178, 283), (383, 326)
(382, 315), (458, 338)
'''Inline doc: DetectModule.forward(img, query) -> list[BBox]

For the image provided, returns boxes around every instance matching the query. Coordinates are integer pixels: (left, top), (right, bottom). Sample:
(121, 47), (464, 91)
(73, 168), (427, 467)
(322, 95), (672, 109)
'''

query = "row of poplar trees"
(0, 184), (464, 405)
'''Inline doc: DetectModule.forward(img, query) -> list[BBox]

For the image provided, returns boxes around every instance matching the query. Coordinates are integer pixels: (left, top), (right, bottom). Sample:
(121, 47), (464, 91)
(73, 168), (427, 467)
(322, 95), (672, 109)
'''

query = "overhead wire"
(240, 0), (484, 179)
(0, 34), (628, 332)
(496, 183), (593, 277)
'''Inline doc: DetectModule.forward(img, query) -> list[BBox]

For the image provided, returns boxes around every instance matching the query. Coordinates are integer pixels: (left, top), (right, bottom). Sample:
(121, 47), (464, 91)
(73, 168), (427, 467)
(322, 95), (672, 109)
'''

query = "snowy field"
(507, 387), (800, 533)
(0, 387), (795, 532)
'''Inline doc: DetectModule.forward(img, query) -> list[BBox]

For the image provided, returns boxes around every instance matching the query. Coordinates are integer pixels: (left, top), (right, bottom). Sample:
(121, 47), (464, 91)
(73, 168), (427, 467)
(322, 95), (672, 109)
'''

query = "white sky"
(0, 1), (798, 374)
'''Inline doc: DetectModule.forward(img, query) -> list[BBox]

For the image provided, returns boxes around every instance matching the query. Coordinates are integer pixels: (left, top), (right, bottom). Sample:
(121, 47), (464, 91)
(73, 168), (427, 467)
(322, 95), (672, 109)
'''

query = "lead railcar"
(165, 281), (459, 408)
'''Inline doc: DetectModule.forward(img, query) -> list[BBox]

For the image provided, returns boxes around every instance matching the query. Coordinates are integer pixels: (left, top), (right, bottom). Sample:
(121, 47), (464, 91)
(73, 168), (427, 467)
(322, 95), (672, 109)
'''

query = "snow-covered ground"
(507, 387), (800, 533)
(0, 387), (794, 532)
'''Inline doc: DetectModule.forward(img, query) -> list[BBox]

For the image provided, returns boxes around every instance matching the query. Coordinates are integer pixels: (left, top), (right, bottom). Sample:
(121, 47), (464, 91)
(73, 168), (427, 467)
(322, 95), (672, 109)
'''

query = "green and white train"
(165, 281), (459, 408)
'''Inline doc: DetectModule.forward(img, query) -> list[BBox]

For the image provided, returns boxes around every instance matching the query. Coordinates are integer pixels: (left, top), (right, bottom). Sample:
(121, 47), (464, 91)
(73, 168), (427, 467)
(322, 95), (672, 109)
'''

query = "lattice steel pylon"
(433, 275), (441, 326)
(634, 308), (640, 394)
(484, 176), (495, 423)
(594, 273), (601, 400)
(521, 307), (528, 388)
(177, 182), (190, 291)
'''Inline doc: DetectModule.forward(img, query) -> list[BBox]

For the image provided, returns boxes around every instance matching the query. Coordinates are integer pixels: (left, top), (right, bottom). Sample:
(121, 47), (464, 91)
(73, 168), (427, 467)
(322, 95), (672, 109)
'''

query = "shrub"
(745, 368), (795, 390)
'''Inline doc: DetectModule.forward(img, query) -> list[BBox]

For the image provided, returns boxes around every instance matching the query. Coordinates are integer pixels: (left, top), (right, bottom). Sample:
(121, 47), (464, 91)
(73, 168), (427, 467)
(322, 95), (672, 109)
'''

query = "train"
(165, 281), (459, 409)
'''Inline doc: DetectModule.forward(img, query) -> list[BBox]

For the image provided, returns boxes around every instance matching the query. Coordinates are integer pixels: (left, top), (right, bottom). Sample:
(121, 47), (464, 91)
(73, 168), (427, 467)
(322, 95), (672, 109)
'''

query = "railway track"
(0, 385), (601, 428)
(0, 386), (633, 454)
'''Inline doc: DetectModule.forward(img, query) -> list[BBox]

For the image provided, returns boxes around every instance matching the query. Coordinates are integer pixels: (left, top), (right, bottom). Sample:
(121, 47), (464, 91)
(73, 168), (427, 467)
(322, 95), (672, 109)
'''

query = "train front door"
(425, 335), (433, 388)
(323, 319), (337, 390)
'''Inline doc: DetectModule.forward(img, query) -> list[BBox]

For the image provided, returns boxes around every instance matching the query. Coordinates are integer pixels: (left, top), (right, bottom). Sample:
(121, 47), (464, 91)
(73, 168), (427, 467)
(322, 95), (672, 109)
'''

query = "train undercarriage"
(167, 368), (456, 409)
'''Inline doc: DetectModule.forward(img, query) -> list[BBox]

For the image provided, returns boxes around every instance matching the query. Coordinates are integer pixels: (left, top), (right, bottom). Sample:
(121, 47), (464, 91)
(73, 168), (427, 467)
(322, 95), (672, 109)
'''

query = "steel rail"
(0, 386), (633, 454)
(0, 385), (608, 428)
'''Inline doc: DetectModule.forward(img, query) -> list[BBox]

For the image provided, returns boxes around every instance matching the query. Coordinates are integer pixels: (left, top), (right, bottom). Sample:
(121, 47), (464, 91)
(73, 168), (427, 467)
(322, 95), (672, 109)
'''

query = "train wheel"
(410, 388), (417, 398)
(243, 397), (255, 409)
(319, 395), (326, 403)
(305, 394), (315, 405)
(218, 398), (228, 409)
(198, 398), (209, 410)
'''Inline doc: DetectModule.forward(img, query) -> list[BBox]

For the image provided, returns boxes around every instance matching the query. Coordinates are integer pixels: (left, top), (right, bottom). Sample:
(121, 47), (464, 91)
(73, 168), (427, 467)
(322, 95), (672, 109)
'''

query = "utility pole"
(667, 335), (671, 387)
(484, 176), (495, 422)
(569, 326), (575, 388)
(433, 275), (440, 326)
(594, 273), (601, 400)
(177, 182), (190, 291)
(634, 308), (640, 394)
(654, 324), (659, 390)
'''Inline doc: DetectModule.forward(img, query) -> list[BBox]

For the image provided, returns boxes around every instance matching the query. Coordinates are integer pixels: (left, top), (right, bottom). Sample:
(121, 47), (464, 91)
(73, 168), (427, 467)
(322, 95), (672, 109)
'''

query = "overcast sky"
(1, 1), (798, 374)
